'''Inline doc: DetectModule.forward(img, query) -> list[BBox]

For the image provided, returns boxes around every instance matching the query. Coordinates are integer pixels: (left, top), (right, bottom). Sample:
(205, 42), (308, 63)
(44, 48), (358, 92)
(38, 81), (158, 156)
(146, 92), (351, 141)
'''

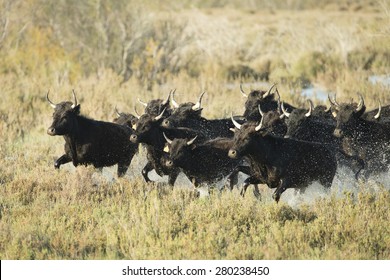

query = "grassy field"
(0, 0), (389, 259)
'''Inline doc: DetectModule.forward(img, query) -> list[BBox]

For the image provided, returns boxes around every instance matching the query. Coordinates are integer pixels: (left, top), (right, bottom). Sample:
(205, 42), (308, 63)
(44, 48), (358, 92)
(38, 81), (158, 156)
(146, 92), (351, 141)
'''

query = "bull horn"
(240, 84), (248, 98)
(138, 98), (148, 107)
(192, 91), (205, 111)
(115, 106), (121, 117)
(328, 93), (340, 108)
(154, 107), (166, 121)
(305, 100), (314, 117)
(71, 89), (78, 108)
(231, 113), (242, 130)
(263, 83), (276, 98)
(133, 106), (141, 118)
(374, 101), (382, 119)
(46, 90), (57, 109)
(162, 90), (172, 106)
(258, 104), (265, 117)
(255, 117), (264, 132)
(356, 94), (365, 112)
(281, 102), (290, 118)
(186, 135), (197, 146)
(275, 87), (281, 101)
(171, 89), (179, 108)
(163, 132), (173, 145)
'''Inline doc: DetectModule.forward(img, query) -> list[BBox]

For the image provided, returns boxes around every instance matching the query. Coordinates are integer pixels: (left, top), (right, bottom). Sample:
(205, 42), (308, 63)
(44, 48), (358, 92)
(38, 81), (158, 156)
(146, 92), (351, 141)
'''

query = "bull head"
(47, 89), (78, 109)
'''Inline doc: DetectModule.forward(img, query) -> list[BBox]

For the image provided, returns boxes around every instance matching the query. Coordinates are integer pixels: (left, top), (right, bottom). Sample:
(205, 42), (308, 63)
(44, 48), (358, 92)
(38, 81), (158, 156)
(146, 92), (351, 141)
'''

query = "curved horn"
(356, 94), (365, 112)
(163, 132), (173, 145)
(71, 89), (78, 109)
(255, 117), (264, 132)
(115, 106), (121, 117)
(192, 91), (205, 111)
(171, 89), (179, 108)
(162, 90), (172, 106)
(374, 101), (382, 119)
(138, 98), (148, 107)
(281, 102), (290, 118)
(258, 104), (265, 117)
(186, 135), (197, 146)
(263, 83), (276, 98)
(328, 93), (340, 108)
(231, 113), (242, 130)
(305, 100), (314, 117)
(46, 90), (57, 109)
(154, 107), (166, 121)
(133, 106), (141, 118)
(240, 84), (248, 98)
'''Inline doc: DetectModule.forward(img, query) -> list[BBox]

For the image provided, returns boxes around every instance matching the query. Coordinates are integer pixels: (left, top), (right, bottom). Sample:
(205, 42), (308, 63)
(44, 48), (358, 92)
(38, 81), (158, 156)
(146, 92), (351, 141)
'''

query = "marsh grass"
(0, 0), (389, 259)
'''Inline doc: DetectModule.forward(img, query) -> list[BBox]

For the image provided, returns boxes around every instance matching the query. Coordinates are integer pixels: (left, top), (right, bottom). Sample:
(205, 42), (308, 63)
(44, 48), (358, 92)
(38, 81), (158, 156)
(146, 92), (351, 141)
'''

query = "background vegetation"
(0, 0), (389, 259)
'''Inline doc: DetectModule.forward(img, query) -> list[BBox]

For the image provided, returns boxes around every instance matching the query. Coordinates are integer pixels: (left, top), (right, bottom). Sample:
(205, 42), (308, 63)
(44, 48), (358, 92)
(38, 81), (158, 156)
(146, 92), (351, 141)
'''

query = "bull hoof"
(54, 162), (60, 169)
(272, 193), (280, 203)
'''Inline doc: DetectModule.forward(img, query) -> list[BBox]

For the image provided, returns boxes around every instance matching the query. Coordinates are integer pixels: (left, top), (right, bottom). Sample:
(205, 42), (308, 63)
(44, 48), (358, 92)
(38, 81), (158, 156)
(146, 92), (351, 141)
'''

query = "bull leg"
(167, 168), (180, 186)
(253, 185), (261, 200)
(117, 160), (131, 178)
(141, 162), (154, 183)
(225, 165), (252, 191)
(241, 176), (264, 197)
(54, 154), (71, 169)
(272, 179), (288, 203)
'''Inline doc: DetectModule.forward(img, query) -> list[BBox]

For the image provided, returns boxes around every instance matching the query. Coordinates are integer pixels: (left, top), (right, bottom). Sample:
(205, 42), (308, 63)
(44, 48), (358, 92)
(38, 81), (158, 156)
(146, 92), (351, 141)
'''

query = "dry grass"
(0, 0), (389, 259)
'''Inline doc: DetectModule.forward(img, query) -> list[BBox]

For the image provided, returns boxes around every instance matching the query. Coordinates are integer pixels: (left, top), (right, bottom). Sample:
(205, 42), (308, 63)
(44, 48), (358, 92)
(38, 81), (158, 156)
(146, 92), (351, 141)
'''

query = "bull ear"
(186, 135), (197, 146)
(72, 104), (81, 114)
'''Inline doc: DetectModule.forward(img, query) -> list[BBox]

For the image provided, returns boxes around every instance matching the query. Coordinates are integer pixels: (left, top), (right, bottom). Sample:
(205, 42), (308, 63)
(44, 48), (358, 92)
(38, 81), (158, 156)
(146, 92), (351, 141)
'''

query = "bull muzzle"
(228, 149), (238, 159)
(165, 160), (174, 168)
(333, 128), (343, 138)
(47, 127), (56, 136)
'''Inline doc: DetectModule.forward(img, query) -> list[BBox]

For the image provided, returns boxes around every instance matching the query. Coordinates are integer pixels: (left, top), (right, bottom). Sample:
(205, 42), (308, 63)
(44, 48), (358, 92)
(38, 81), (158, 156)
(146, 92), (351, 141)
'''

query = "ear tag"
(163, 144), (170, 153)
(132, 124), (137, 130)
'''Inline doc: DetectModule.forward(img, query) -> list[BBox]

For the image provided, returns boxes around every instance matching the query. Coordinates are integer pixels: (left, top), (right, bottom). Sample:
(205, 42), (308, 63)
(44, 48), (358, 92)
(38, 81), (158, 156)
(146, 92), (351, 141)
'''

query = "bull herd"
(46, 84), (390, 202)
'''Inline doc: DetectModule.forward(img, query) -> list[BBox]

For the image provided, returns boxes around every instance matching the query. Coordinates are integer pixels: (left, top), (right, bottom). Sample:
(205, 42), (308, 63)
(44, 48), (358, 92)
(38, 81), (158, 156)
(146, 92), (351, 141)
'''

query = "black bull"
(228, 120), (337, 202)
(47, 91), (137, 177)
